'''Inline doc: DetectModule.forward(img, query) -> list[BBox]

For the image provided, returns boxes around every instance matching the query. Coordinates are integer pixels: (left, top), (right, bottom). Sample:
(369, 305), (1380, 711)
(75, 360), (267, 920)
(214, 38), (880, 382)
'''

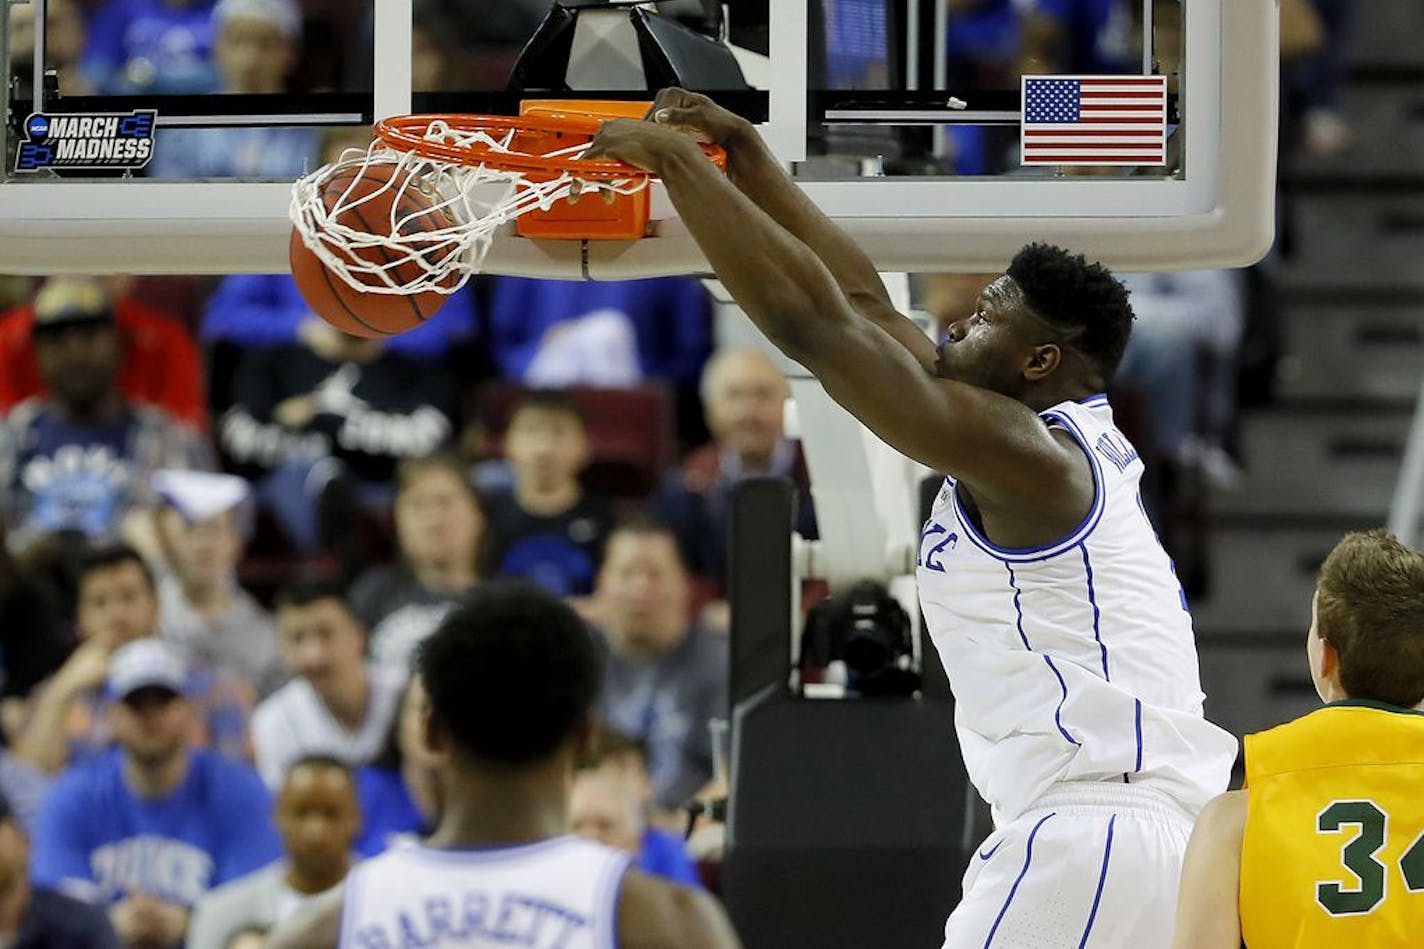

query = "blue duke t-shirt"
(30, 749), (280, 907)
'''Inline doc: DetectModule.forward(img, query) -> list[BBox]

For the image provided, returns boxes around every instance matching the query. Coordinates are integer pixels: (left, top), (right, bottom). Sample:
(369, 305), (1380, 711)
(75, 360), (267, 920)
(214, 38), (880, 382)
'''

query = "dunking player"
(586, 91), (1237, 946)
(267, 581), (739, 949)
(1173, 530), (1424, 948)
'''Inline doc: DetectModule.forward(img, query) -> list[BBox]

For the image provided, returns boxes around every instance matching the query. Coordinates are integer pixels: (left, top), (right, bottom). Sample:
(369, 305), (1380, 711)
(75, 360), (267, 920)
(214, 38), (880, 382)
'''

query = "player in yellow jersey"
(1171, 528), (1424, 948)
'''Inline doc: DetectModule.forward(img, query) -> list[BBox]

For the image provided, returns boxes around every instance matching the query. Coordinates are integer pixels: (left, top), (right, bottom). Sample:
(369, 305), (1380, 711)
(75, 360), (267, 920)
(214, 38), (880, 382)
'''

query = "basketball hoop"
(289, 108), (725, 298)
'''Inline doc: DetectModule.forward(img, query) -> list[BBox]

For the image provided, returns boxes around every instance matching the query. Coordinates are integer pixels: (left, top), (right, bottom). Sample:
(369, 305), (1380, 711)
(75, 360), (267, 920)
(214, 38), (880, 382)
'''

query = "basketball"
(289, 162), (457, 338)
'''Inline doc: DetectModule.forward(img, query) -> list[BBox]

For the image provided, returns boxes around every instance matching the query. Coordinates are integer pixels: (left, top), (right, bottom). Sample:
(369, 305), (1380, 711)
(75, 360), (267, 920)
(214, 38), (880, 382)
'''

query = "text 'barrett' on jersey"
(341, 836), (630, 949)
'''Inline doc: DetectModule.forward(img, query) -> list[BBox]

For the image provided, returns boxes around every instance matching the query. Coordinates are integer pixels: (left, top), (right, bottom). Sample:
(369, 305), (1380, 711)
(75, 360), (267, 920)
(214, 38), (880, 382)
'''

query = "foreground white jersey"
(340, 836), (630, 949)
(917, 395), (1236, 825)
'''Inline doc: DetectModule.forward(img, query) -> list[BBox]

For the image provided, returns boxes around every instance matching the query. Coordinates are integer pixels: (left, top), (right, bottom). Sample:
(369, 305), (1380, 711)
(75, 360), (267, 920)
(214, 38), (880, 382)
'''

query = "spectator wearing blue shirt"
(147, 0), (318, 180)
(352, 676), (438, 857)
(30, 639), (279, 948)
(0, 793), (120, 948)
(201, 273), (478, 363)
(1015, 0), (1138, 76)
(81, 0), (218, 95)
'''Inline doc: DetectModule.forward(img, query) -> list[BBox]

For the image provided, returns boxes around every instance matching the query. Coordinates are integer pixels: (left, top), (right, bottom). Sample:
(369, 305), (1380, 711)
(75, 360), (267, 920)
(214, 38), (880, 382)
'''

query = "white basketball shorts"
(942, 783), (1195, 949)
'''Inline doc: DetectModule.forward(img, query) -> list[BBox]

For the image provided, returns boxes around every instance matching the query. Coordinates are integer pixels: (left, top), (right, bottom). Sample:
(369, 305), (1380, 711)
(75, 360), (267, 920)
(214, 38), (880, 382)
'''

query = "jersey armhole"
(952, 408), (1105, 562)
(603, 854), (633, 949)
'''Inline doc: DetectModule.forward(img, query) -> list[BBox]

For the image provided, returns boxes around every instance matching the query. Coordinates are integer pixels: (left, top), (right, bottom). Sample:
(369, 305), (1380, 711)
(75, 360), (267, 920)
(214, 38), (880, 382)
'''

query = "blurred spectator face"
(505, 406), (589, 493)
(396, 466), (484, 574)
(702, 350), (787, 466)
(0, 817), (30, 932)
(597, 531), (691, 657)
(78, 560), (160, 647)
(275, 762), (360, 881)
(570, 769), (643, 853)
(157, 506), (243, 593)
(109, 687), (193, 767)
(7, 0), (85, 71)
(412, 25), (451, 92)
(33, 323), (121, 415)
(216, 14), (296, 94)
(277, 597), (366, 696)
(921, 273), (998, 342)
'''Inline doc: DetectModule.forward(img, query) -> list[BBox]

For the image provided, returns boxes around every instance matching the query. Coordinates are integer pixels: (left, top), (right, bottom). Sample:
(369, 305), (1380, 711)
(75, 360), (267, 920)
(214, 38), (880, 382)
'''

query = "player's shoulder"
(617, 869), (741, 949)
(1195, 790), (1249, 842)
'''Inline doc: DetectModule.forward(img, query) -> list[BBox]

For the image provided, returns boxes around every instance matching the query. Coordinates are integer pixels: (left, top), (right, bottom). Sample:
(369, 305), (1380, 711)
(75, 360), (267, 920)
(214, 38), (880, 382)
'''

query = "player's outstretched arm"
(641, 88), (935, 372)
(1171, 790), (1247, 949)
(585, 121), (1088, 513)
(618, 869), (743, 949)
(266, 888), (343, 949)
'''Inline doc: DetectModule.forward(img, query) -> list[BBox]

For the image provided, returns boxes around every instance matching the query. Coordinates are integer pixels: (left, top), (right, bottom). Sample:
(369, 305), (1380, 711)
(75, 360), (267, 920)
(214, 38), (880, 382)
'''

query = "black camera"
(800, 580), (921, 697)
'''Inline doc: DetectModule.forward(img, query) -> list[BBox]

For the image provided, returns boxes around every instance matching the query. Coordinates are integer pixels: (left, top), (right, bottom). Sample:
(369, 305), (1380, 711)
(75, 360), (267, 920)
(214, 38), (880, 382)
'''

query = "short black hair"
(509, 388), (586, 426)
(417, 580), (600, 766)
(1006, 243), (1135, 382)
(78, 543), (155, 593)
(274, 575), (350, 613)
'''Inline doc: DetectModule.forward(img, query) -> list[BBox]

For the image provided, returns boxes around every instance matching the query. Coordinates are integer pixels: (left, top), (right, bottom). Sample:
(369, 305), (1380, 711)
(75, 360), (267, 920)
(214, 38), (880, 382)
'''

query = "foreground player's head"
(934, 243), (1134, 405)
(1308, 529), (1424, 708)
(417, 580), (601, 771)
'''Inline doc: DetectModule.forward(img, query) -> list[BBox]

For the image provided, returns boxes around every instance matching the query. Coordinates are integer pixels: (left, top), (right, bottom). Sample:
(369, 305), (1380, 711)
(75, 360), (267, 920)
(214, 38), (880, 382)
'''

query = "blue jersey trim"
(1081, 544), (1108, 681)
(1076, 815), (1117, 948)
(953, 406), (1105, 563)
(405, 835), (577, 864)
(1006, 565), (1033, 650)
(1078, 393), (1109, 407)
(1042, 656), (1080, 747)
(984, 811), (1056, 948)
(1133, 699), (1143, 773)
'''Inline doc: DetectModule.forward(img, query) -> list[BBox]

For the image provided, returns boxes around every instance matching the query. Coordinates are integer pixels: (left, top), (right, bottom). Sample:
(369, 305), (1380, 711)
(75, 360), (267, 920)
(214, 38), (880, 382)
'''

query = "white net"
(289, 118), (651, 295)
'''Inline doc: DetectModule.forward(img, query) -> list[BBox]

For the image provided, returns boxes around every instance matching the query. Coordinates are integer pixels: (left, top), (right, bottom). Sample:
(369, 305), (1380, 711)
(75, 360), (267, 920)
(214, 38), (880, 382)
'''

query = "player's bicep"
(1171, 791), (1247, 949)
(800, 319), (1072, 495)
(618, 871), (742, 949)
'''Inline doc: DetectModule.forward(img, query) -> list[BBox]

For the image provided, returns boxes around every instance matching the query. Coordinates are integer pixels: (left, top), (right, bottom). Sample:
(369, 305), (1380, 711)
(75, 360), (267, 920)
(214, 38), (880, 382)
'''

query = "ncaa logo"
(25, 114), (49, 140)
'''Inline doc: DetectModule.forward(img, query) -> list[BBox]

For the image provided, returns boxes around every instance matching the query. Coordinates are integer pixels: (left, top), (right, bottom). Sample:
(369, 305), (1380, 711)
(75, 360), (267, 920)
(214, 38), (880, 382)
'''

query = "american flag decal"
(1020, 75), (1168, 166)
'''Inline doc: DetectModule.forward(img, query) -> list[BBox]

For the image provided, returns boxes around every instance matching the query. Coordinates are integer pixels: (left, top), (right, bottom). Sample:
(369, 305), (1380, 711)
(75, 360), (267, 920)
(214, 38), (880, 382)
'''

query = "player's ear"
(1023, 342), (1062, 381)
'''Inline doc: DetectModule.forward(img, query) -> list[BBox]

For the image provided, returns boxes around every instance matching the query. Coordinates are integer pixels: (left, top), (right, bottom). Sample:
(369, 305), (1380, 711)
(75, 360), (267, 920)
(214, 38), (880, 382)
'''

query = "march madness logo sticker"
(15, 110), (156, 172)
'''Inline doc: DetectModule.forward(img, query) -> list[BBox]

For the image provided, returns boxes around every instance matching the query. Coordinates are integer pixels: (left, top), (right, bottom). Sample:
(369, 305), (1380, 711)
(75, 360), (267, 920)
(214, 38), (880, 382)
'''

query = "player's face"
(1306, 588), (1332, 702)
(395, 468), (484, 572)
(78, 561), (159, 648)
(277, 598), (366, 692)
(32, 323), (120, 411)
(505, 408), (589, 490)
(932, 276), (1047, 397)
(111, 687), (191, 765)
(276, 765), (360, 874)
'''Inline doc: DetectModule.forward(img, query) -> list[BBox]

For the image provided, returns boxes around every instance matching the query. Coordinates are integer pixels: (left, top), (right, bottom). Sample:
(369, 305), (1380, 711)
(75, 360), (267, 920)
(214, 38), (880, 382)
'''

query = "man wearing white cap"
(29, 639), (279, 949)
(151, 469), (285, 697)
(148, 0), (318, 179)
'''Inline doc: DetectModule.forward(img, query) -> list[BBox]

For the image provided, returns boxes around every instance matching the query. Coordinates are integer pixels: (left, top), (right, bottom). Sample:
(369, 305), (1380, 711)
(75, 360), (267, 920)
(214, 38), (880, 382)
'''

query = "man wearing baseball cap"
(29, 639), (279, 948)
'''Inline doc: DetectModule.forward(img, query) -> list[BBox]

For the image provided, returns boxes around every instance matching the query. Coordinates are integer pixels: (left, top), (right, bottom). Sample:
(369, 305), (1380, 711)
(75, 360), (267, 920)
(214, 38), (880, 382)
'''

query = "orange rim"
(373, 113), (723, 181)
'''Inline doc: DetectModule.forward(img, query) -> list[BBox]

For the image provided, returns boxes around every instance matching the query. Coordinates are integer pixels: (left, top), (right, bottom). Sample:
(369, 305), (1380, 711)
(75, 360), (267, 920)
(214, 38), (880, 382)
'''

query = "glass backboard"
(0, 0), (1276, 276)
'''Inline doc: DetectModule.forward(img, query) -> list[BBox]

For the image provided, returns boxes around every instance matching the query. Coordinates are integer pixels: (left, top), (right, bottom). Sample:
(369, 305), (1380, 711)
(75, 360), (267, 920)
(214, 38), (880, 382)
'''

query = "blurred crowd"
(0, 0), (1359, 945)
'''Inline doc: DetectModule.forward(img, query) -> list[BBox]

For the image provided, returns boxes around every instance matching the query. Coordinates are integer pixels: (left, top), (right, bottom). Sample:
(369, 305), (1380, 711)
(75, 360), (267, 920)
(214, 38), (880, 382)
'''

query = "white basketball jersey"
(916, 395), (1237, 825)
(339, 836), (631, 948)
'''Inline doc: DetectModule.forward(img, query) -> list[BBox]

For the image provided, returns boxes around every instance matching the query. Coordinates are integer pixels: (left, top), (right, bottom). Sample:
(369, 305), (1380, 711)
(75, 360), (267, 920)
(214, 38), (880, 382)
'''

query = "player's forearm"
(658, 145), (855, 360)
(722, 125), (893, 315)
